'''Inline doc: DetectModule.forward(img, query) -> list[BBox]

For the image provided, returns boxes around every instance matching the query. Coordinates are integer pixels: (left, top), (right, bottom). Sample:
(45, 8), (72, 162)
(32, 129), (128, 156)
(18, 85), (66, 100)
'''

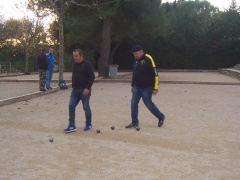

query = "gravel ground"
(0, 72), (240, 179)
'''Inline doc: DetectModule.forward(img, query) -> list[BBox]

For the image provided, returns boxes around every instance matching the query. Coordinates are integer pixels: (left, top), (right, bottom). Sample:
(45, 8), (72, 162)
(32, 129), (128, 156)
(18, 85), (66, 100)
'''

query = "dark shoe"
(83, 125), (93, 131)
(158, 115), (165, 127)
(40, 88), (46, 92)
(125, 123), (139, 128)
(64, 126), (77, 133)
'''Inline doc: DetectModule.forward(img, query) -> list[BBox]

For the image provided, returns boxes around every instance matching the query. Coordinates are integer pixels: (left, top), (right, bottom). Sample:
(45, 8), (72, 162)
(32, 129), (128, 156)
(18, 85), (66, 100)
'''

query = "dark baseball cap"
(132, 45), (143, 53)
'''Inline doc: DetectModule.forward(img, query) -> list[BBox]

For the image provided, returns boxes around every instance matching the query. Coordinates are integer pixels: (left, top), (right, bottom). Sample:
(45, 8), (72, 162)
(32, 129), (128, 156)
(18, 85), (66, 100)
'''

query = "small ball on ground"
(111, 126), (115, 130)
(49, 138), (54, 142)
(96, 129), (100, 133)
(136, 127), (140, 131)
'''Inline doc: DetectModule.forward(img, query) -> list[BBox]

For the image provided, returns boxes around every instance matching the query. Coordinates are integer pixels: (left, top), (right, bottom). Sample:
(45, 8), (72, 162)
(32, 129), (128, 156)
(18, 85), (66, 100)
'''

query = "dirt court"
(0, 72), (240, 179)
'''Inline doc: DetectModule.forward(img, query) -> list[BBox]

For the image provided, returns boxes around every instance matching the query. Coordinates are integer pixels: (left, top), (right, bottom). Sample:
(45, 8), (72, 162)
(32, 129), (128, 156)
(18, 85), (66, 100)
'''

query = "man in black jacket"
(37, 49), (49, 91)
(126, 45), (165, 129)
(64, 49), (95, 133)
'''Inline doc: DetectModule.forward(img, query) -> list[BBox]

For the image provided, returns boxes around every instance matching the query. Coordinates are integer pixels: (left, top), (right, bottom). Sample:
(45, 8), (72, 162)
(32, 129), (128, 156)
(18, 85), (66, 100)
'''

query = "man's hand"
(131, 87), (134, 93)
(83, 88), (90, 96)
(153, 90), (158, 96)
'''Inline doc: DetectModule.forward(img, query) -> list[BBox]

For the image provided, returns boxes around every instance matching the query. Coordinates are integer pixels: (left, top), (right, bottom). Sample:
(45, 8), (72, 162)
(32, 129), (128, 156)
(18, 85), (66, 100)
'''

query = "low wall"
(219, 68), (240, 80)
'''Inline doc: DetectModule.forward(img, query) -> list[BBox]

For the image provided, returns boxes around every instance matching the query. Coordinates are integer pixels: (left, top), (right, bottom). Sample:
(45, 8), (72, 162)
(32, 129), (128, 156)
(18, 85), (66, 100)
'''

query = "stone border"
(95, 79), (240, 85)
(0, 83), (74, 107)
(1, 70), (239, 107)
(0, 79), (71, 82)
(0, 86), (60, 106)
(219, 68), (240, 80)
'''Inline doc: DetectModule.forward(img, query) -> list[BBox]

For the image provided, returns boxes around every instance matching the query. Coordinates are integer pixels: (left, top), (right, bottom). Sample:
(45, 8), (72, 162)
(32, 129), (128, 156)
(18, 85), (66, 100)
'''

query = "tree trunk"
(109, 41), (120, 64)
(58, 13), (64, 81)
(25, 47), (29, 73)
(98, 17), (112, 78)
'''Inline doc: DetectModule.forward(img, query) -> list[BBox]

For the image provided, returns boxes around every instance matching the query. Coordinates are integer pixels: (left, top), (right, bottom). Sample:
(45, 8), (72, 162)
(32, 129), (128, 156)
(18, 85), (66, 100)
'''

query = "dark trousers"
(39, 69), (47, 90)
(131, 86), (165, 124)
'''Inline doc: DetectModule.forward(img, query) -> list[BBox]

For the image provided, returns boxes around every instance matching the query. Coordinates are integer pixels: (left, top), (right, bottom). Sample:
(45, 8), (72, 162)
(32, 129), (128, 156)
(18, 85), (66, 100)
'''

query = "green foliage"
(48, 0), (240, 69)
(1, 0), (240, 71)
(64, 6), (102, 50)
(0, 15), (50, 73)
(97, 0), (120, 18)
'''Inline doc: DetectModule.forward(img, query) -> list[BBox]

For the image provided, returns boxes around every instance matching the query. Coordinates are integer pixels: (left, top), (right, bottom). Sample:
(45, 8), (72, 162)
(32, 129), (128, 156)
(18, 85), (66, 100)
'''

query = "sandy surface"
(0, 73), (240, 179)
(159, 71), (240, 83)
(1, 72), (239, 100)
(0, 82), (58, 100)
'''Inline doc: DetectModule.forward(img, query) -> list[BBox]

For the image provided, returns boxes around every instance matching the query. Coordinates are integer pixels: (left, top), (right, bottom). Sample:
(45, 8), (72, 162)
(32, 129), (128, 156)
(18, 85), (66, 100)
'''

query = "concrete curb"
(0, 73), (25, 78)
(219, 68), (240, 80)
(0, 87), (60, 106)
(0, 82), (72, 107)
(0, 79), (71, 82)
(95, 79), (240, 85)
(1, 71), (239, 107)
(160, 81), (240, 85)
(0, 72), (40, 78)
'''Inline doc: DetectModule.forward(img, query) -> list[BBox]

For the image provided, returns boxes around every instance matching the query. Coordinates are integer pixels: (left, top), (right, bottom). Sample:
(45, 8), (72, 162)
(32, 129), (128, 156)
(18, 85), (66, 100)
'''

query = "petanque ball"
(49, 138), (54, 142)
(111, 126), (115, 130)
(136, 127), (140, 131)
(96, 129), (100, 133)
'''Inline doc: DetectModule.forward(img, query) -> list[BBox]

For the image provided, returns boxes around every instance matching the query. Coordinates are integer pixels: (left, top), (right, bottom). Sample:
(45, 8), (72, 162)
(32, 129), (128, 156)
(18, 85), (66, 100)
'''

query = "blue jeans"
(46, 70), (53, 89)
(68, 88), (92, 127)
(131, 87), (165, 125)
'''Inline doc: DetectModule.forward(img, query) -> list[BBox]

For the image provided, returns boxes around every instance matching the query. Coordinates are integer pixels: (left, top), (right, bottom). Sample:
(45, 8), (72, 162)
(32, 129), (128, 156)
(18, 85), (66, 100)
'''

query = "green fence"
(0, 57), (37, 72)
(0, 57), (77, 73)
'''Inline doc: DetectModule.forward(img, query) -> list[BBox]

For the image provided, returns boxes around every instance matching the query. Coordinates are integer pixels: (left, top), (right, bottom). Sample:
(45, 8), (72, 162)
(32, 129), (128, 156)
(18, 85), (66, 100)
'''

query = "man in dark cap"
(37, 49), (49, 91)
(126, 45), (165, 129)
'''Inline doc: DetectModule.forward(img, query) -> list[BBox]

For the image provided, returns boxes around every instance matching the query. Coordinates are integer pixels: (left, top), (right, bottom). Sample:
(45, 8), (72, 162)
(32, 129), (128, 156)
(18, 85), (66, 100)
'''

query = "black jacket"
(131, 53), (159, 90)
(72, 60), (95, 90)
(37, 53), (49, 70)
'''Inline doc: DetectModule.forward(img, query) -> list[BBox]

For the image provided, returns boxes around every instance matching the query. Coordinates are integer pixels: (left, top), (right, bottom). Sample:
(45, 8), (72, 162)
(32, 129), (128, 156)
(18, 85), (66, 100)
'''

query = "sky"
(0, 0), (32, 20)
(0, 0), (239, 20)
(0, 0), (53, 27)
(162, 0), (240, 10)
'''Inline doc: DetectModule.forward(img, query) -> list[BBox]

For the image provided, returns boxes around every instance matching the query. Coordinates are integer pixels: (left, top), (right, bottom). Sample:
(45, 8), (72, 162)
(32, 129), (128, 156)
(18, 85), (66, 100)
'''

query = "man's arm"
(131, 71), (135, 92)
(45, 55), (50, 65)
(145, 54), (159, 91)
(86, 62), (95, 90)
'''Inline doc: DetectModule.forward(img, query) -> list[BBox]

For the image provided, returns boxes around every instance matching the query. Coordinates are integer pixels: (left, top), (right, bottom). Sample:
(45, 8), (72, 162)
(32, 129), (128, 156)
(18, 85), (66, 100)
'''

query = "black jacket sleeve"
(131, 71), (134, 87)
(86, 62), (95, 90)
(131, 60), (136, 87)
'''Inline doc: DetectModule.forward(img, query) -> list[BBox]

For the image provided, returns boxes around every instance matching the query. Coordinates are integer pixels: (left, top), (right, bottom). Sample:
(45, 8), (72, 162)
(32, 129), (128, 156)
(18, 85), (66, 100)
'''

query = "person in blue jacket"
(46, 48), (55, 89)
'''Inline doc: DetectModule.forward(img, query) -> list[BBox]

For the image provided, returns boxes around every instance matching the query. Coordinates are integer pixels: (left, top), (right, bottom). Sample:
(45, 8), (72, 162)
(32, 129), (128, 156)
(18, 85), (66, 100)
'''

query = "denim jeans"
(68, 88), (92, 127)
(131, 86), (165, 125)
(46, 70), (53, 89)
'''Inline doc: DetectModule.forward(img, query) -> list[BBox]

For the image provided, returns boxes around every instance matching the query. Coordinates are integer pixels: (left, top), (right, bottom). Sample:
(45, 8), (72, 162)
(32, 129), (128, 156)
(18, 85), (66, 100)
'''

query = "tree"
(28, 0), (106, 79)
(3, 18), (46, 73)
(28, 0), (69, 80)
(69, 0), (120, 77)
(227, 0), (240, 12)
(66, 0), (162, 76)
(27, 0), (240, 71)
(62, 0), (165, 70)
(0, 14), (4, 45)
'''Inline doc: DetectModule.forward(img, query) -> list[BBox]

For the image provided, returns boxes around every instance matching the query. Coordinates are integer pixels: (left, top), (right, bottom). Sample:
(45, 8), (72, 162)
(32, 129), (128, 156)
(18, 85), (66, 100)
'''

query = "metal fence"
(0, 62), (17, 73)
(0, 57), (75, 73)
(0, 57), (37, 73)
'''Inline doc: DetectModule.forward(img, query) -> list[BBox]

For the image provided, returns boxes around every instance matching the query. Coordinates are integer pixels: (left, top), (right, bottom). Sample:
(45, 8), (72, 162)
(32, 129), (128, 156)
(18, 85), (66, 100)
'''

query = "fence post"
(9, 62), (12, 73)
